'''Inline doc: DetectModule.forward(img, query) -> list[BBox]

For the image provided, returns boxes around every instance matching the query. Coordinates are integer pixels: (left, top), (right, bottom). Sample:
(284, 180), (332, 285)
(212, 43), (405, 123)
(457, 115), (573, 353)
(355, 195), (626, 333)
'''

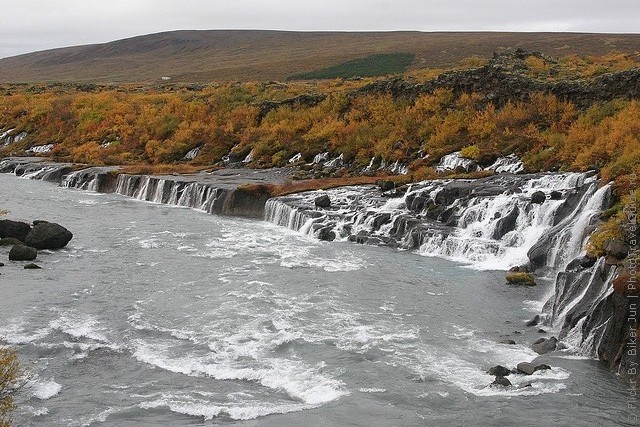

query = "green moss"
(505, 272), (536, 286)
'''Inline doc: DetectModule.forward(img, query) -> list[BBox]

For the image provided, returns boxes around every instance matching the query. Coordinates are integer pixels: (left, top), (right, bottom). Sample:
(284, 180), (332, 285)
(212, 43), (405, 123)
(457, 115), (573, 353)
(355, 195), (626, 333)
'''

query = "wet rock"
(509, 264), (530, 273)
(488, 365), (511, 376)
(0, 262), (4, 267)
(534, 364), (551, 372)
(9, 244), (38, 261)
(566, 254), (598, 271)
(372, 213), (392, 230)
(314, 194), (331, 208)
(537, 328), (547, 334)
(0, 237), (24, 246)
(532, 337), (558, 354)
(317, 227), (336, 242)
(24, 263), (41, 269)
(530, 191), (546, 204)
(0, 219), (31, 242)
(491, 206), (519, 240)
(499, 340), (516, 345)
(491, 376), (512, 387)
(526, 315), (541, 327)
(549, 190), (562, 200)
(516, 362), (536, 375)
(25, 222), (73, 250)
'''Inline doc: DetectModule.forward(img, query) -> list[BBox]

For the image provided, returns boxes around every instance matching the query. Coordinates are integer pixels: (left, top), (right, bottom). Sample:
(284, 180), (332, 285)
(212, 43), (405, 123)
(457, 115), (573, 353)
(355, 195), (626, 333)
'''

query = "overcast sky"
(1, 0), (639, 58)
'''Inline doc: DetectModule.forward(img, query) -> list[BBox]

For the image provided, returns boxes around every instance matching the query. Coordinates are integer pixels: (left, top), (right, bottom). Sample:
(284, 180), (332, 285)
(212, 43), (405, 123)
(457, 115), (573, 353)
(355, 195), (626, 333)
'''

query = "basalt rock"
(488, 365), (511, 376)
(25, 222), (73, 250)
(0, 219), (31, 242)
(9, 244), (38, 261)
(530, 191), (546, 204)
(491, 376), (512, 387)
(314, 194), (331, 208)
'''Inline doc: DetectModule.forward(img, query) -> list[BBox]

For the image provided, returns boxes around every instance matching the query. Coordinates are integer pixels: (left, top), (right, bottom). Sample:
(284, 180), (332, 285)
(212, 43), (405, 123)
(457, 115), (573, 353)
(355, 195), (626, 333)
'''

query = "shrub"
(0, 348), (20, 427)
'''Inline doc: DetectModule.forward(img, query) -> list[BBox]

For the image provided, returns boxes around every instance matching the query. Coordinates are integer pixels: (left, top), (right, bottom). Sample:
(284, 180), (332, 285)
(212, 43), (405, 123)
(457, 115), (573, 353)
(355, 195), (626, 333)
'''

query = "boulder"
(24, 263), (41, 269)
(488, 365), (511, 376)
(499, 339), (516, 345)
(0, 237), (24, 246)
(532, 337), (558, 355)
(9, 244), (38, 261)
(534, 364), (551, 372)
(491, 376), (512, 387)
(317, 226), (336, 242)
(0, 219), (31, 242)
(0, 262), (4, 267)
(24, 222), (73, 250)
(530, 191), (546, 204)
(516, 362), (536, 375)
(314, 194), (331, 208)
(526, 314), (541, 327)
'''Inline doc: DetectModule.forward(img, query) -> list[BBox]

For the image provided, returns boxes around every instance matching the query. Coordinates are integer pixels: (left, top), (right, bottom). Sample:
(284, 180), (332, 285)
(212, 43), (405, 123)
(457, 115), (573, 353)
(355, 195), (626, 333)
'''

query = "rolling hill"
(0, 30), (639, 83)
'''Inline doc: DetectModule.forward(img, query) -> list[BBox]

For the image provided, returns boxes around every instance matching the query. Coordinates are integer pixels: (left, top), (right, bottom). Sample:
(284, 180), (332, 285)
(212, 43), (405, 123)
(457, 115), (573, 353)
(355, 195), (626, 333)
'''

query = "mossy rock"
(505, 272), (536, 286)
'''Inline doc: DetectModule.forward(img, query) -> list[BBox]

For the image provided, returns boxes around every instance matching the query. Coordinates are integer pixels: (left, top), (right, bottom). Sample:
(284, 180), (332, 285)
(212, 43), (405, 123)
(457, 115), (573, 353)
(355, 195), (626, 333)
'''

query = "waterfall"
(264, 172), (602, 270)
(435, 152), (480, 173)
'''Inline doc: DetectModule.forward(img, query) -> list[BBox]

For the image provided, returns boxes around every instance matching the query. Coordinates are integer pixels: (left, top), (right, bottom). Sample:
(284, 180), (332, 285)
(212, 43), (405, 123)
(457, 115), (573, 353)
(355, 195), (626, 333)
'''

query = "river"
(0, 174), (634, 426)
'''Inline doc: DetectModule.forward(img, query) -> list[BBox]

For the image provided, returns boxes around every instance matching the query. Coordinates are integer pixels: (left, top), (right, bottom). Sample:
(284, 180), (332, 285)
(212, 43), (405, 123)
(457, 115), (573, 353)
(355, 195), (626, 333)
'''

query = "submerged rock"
(24, 263), (41, 269)
(24, 222), (73, 250)
(9, 244), (38, 261)
(491, 376), (512, 387)
(488, 365), (511, 376)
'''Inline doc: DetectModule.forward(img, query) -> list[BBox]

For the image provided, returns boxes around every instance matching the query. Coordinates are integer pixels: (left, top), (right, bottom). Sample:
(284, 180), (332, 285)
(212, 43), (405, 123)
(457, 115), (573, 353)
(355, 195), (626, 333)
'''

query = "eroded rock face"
(25, 222), (73, 250)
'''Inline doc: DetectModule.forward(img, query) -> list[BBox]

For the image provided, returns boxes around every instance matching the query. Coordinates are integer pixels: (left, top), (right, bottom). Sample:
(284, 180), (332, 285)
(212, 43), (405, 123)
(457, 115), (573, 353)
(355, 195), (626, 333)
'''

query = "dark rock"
(537, 328), (547, 334)
(499, 340), (516, 345)
(24, 263), (41, 269)
(549, 190), (562, 200)
(0, 262), (4, 267)
(532, 337), (558, 354)
(491, 206), (519, 240)
(516, 362), (536, 375)
(376, 180), (396, 192)
(0, 219), (31, 242)
(566, 254), (598, 271)
(0, 237), (24, 246)
(534, 364), (552, 372)
(526, 315), (541, 327)
(317, 226), (336, 242)
(509, 265), (530, 273)
(24, 222), (73, 250)
(9, 244), (38, 261)
(491, 376), (512, 387)
(372, 213), (392, 230)
(32, 220), (49, 226)
(603, 239), (629, 260)
(530, 191), (546, 204)
(488, 365), (511, 376)
(314, 194), (331, 208)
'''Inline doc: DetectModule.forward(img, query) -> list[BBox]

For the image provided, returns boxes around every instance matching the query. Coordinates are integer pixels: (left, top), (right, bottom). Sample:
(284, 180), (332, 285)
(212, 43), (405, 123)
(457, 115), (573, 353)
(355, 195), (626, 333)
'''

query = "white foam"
(32, 379), (62, 400)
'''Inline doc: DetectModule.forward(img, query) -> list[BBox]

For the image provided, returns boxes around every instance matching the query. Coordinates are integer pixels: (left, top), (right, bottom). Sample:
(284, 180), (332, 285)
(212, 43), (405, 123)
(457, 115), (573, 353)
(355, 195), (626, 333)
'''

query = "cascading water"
(264, 172), (603, 271)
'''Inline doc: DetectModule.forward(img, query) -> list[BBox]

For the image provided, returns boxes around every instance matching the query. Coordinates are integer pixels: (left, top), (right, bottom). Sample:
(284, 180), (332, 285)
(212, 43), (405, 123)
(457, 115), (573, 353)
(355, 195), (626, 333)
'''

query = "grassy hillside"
(0, 30), (639, 83)
(288, 53), (416, 80)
